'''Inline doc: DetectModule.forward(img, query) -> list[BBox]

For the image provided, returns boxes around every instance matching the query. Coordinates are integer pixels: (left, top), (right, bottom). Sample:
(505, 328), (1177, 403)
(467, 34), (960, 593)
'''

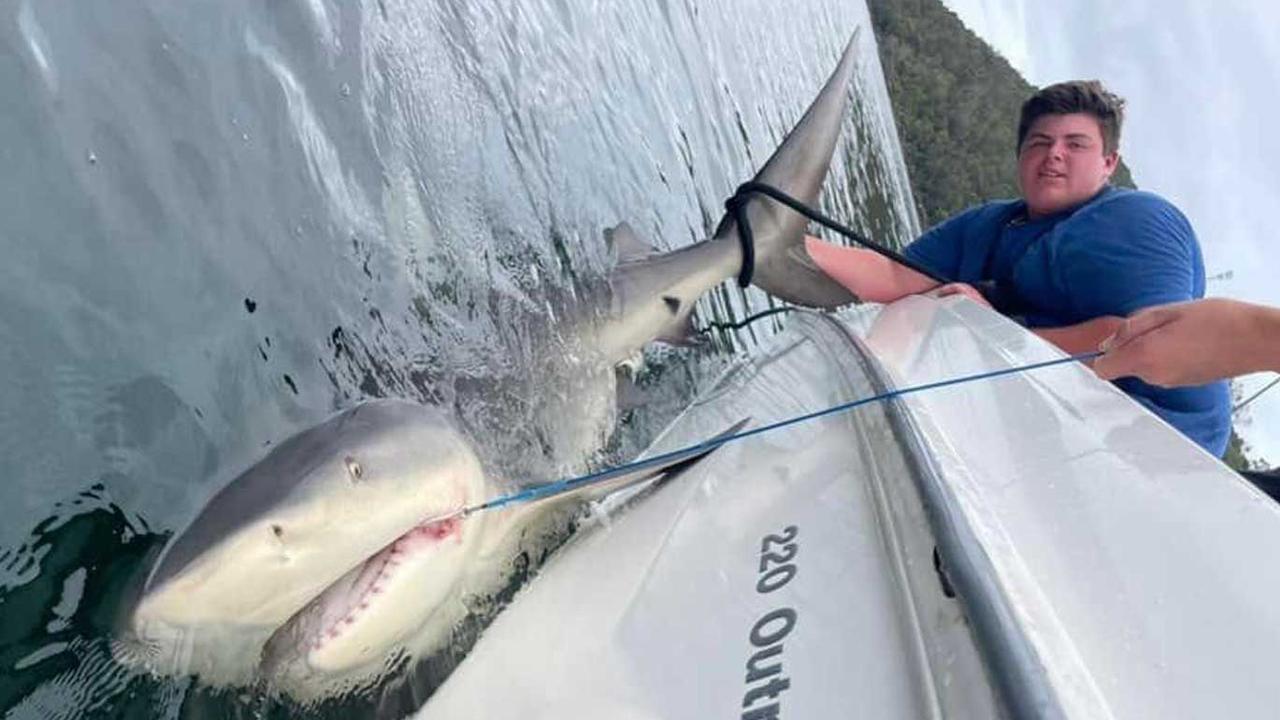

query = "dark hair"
(1017, 80), (1125, 155)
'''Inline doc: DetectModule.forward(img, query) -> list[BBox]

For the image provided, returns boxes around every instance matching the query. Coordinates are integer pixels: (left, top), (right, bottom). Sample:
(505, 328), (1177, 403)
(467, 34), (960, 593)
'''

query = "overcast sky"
(938, 0), (1280, 465)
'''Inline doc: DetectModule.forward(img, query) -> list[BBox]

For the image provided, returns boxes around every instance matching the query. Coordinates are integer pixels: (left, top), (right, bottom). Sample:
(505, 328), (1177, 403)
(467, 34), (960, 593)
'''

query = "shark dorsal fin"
(605, 222), (661, 264)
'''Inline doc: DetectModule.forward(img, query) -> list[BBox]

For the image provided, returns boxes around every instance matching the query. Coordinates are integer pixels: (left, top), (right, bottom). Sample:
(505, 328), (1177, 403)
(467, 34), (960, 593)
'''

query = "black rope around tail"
(725, 181), (949, 287)
(725, 192), (757, 287)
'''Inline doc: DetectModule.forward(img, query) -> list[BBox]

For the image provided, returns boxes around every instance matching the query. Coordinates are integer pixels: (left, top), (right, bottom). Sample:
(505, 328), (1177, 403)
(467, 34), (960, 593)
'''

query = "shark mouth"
(310, 518), (464, 650)
(261, 514), (474, 681)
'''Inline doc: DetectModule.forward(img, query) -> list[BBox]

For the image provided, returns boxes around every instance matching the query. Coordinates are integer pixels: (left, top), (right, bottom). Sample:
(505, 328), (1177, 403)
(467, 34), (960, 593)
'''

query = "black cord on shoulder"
(724, 181), (949, 287)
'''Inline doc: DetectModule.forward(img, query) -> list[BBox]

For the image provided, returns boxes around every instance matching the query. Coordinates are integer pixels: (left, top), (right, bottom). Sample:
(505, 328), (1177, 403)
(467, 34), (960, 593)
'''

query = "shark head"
(130, 400), (486, 659)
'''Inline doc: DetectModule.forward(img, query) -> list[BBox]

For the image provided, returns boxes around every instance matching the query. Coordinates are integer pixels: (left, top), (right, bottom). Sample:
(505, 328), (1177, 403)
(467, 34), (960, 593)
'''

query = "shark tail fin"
(716, 29), (865, 309)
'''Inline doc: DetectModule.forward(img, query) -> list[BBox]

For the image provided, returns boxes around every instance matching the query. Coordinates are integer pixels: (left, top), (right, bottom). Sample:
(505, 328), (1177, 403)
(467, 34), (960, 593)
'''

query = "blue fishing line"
(456, 350), (1103, 519)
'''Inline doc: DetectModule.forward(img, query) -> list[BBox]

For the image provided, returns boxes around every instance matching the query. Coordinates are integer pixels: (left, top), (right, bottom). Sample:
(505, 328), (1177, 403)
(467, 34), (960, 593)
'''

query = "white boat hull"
(421, 297), (1280, 719)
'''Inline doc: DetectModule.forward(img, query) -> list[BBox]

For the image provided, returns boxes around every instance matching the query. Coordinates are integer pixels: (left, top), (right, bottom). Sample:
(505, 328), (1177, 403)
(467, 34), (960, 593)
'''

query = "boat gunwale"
(817, 309), (1064, 720)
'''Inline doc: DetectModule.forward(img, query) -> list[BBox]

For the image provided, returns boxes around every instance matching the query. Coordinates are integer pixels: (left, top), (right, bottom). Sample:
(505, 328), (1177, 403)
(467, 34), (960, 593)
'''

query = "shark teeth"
(306, 517), (464, 655)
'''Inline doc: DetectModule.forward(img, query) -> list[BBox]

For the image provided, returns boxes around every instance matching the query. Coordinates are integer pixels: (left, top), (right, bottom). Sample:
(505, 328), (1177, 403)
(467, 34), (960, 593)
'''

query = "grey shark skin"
(126, 29), (864, 697)
(254, 414), (746, 698)
(126, 398), (726, 696)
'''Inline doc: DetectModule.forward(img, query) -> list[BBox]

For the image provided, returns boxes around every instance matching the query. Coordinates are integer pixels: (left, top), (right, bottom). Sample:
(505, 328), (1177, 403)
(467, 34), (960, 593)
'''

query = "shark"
(125, 399), (728, 695)
(124, 29), (864, 698)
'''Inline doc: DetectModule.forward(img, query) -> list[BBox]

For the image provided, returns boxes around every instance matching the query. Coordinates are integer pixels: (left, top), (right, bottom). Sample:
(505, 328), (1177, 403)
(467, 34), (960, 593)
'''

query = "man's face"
(1017, 112), (1119, 218)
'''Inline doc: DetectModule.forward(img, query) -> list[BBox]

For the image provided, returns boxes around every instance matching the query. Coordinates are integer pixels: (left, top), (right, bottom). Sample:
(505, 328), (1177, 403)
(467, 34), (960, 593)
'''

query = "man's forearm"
(1033, 316), (1125, 356)
(852, 251), (937, 303)
(804, 239), (937, 303)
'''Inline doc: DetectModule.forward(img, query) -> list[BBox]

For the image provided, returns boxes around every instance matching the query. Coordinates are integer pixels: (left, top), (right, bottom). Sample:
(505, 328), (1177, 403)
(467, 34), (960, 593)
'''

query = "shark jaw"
(258, 512), (484, 693)
(123, 400), (489, 689)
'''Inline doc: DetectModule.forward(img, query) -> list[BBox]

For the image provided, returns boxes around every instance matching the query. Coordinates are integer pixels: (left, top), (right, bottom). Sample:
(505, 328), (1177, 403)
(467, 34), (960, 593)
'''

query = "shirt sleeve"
(1050, 193), (1201, 319)
(903, 205), (986, 281)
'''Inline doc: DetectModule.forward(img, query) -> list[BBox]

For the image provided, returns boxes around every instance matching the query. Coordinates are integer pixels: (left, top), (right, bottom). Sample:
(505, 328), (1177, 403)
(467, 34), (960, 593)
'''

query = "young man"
(806, 80), (1231, 456)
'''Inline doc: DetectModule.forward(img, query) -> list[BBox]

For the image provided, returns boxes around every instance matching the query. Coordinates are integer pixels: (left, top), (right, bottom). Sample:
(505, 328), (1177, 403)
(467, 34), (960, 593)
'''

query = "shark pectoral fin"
(606, 222), (662, 264)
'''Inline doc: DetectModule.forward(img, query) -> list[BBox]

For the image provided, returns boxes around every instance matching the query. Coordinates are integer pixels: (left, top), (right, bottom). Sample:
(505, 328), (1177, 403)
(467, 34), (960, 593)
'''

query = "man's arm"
(1094, 299), (1280, 386)
(930, 283), (1123, 355)
(1032, 316), (1125, 357)
(806, 232), (1126, 356)
(804, 237), (937, 303)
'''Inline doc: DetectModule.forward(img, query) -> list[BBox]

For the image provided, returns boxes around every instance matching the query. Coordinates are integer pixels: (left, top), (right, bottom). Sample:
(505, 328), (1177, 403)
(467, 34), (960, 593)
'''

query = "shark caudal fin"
(712, 28), (863, 309)
(591, 30), (866, 363)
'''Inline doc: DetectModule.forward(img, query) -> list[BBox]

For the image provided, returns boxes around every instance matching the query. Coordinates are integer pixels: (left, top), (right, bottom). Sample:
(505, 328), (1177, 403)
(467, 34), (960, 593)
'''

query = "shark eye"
(345, 456), (363, 482)
(271, 524), (285, 539)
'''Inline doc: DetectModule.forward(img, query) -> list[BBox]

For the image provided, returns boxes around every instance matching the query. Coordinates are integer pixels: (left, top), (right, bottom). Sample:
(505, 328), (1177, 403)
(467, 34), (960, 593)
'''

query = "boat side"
(424, 294), (1280, 719)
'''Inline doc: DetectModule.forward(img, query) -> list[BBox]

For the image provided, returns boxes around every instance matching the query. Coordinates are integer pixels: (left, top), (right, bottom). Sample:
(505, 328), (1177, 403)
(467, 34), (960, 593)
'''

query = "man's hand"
(931, 282), (992, 309)
(1094, 298), (1280, 386)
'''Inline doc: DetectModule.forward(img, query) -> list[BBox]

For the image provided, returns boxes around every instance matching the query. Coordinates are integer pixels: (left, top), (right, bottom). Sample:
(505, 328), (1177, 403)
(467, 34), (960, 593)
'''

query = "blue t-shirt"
(903, 186), (1230, 456)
